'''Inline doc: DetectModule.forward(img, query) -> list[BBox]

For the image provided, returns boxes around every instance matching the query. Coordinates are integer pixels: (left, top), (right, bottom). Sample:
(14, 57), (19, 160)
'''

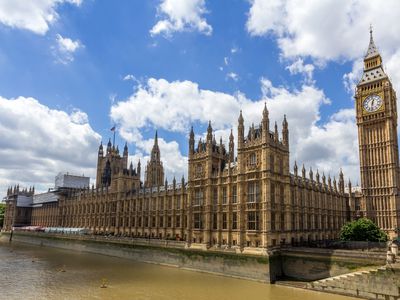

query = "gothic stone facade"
(356, 29), (400, 238)
(5, 31), (399, 248)
(4, 106), (348, 250)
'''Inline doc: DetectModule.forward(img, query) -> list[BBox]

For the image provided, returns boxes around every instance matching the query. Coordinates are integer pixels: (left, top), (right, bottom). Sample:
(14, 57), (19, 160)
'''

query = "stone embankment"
(0, 231), (388, 286)
(307, 265), (400, 299)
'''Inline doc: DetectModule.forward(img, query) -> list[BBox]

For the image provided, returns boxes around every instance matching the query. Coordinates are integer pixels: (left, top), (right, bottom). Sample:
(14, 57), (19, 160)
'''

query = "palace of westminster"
(3, 30), (400, 250)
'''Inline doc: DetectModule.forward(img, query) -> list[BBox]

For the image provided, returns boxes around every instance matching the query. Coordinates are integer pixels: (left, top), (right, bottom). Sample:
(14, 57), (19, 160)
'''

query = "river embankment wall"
(0, 232), (386, 283)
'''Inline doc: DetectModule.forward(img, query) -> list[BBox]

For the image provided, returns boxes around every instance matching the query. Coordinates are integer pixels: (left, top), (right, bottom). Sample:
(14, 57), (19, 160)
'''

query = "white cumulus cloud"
(246, 0), (400, 93)
(150, 0), (212, 37)
(0, 96), (101, 197)
(0, 0), (83, 35)
(286, 58), (315, 84)
(111, 77), (357, 183)
(54, 34), (83, 63)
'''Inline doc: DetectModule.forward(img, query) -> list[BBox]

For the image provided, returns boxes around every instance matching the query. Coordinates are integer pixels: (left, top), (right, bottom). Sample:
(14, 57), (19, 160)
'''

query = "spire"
(229, 129), (234, 161)
(294, 161), (298, 176)
(262, 102), (268, 119)
(365, 24), (379, 59)
(282, 114), (289, 146)
(107, 138), (112, 153)
(189, 126), (195, 155)
(137, 159), (141, 176)
(151, 131), (160, 162)
(207, 121), (213, 143)
(282, 114), (288, 128)
(238, 110), (244, 124)
(123, 142), (128, 157)
(274, 122), (279, 141)
(98, 141), (103, 156)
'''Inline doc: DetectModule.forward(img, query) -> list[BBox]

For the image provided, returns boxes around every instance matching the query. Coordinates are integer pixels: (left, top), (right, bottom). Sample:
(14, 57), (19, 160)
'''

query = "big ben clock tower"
(356, 28), (400, 238)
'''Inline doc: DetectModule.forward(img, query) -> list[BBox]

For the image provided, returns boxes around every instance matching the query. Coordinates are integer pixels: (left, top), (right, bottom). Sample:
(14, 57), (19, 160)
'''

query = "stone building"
(355, 28), (400, 238)
(3, 30), (399, 248)
(3, 105), (348, 251)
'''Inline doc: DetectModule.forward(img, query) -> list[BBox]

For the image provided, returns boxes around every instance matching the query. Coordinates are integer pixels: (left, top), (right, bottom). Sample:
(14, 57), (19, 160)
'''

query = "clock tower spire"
(355, 28), (400, 238)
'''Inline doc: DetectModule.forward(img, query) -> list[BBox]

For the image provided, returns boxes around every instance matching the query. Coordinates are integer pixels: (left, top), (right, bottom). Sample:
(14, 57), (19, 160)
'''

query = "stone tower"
(355, 28), (400, 237)
(144, 131), (165, 188)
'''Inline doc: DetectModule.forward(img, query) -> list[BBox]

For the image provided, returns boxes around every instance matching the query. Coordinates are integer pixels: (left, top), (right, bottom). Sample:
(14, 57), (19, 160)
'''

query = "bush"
(339, 218), (388, 242)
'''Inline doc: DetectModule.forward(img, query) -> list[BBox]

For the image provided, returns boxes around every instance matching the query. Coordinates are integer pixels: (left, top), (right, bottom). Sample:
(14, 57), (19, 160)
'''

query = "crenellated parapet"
(290, 162), (346, 196)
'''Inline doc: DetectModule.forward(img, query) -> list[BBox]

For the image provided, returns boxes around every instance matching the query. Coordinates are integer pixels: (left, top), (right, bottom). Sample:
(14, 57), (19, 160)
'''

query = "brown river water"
(0, 240), (356, 300)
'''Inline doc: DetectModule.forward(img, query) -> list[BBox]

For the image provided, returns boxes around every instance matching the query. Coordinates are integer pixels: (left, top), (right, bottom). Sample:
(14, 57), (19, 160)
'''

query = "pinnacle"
(365, 25), (379, 59)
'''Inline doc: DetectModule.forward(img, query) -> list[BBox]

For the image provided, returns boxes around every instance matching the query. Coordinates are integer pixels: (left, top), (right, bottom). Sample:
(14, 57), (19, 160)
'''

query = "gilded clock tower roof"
(358, 27), (387, 85)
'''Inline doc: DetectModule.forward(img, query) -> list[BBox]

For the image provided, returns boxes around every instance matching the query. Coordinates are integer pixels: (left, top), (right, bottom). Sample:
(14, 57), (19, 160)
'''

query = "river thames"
(0, 240), (356, 300)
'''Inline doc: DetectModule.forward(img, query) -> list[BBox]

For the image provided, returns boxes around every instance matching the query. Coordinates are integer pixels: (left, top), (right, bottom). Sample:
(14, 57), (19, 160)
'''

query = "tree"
(339, 218), (388, 242)
(0, 203), (5, 228)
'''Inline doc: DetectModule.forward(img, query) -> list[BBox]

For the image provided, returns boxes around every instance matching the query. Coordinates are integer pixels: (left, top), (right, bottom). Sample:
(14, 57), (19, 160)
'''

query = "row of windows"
(63, 215), (186, 229)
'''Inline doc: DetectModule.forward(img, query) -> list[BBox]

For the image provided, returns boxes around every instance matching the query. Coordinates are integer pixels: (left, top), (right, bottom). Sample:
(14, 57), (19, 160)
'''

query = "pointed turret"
(282, 114), (289, 146)
(151, 131), (160, 162)
(189, 126), (195, 155)
(107, 138), (112, 154)
(250, 123), (255, 140)
(207, 121), (213, 144)
(145, 131), (164, 188)
(123, 142), (128, 157)
(338, 169), (345, 193)
(316, 169), (320, 183)
(302, 164), (306, 178)
(98, 141), (103, 157)
(309, 167), (313, 181)
(274, 122), (279, 142)
(229, 129), (234, 161)
(294, 161), (298, 176)
(262, 102), (269, 119)
(137, 159), (141, 177)
(197, 137), (202, 152)
(238, 110), (244, 148)
(262, 103), (270, 143)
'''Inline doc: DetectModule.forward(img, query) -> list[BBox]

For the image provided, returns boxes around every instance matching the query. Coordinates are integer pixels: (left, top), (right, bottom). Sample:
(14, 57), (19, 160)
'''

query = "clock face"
(363, 94), (383, 112)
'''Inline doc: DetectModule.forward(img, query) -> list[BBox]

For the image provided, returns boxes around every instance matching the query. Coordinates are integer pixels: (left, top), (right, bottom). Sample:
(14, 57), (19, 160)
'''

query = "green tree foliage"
(339, 218), (388, 242)
(0, 203), (5, 228)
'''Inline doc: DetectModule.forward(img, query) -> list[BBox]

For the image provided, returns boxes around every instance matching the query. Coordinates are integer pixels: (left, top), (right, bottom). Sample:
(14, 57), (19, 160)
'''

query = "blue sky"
(1, 0), (400, 194)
